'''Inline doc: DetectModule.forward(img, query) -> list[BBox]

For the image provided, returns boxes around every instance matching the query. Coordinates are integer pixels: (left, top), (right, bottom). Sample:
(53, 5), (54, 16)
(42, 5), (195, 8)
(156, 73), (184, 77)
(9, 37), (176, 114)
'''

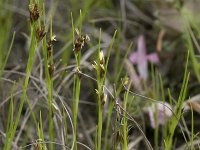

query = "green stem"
(103, 100), (114, 150)
(97, 99), (103, 150)
(4, 24), (37, 150)
(48, 79), (54, 150)
(72, 53), (81, 150)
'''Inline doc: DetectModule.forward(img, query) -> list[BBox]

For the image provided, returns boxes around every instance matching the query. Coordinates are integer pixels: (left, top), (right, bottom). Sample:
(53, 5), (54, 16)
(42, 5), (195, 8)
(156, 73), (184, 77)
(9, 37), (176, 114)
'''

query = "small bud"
(99, 64), (105, 78)
(92, 61), (98, 70)
(122, 77), (129, 86)
(99, 51), (105, 65)
(75, 28), (80, 36)
(84, 34), (90, 41)
(95, 89), (99, 95)
(51, 35), (56, 42)
(95, 87), (107, 106)
(92, 61), (105, 78)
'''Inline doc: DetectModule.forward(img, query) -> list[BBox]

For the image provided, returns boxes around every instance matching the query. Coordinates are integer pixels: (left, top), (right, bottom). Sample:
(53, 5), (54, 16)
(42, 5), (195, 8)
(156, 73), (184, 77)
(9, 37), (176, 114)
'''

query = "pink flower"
(148, 102), (172, 128)
(129, 35), (159, 80)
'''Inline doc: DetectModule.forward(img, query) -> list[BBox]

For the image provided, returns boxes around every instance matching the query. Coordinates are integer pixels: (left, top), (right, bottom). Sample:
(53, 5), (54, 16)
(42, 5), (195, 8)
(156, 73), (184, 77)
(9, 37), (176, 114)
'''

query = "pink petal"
(148, 102), (172, 128)
(148, 107), (155, 128)
(158, 102), (172, 117)
(129, 35), (149, 80)
(137, 35), (146, 55)
(129, 52), (138, 64)
(157, 102), (172, 125)
(147, 53), (159, 64)
(138, 60), (148, 80)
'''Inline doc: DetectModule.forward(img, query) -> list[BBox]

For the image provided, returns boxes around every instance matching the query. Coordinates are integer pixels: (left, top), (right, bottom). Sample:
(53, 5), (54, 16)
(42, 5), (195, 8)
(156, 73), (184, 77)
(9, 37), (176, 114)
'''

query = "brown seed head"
(36, 26), (46, 42)
(29, 4), (39, 23)
(47, 35), (56, 58)
(33, 139), (42, 150)
(73, 28), (90, 53)
(48, 63), (55, 78)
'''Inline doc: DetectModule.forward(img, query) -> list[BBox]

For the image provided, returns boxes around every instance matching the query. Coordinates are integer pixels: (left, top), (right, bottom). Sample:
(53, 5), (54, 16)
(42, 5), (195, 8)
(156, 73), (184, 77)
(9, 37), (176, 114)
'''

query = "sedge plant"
(3, 1), (40, 149)
(92, 29), (117, 150)
(0, 0), (14, 79)
(71, 10), (90, 150)
(164, 51), (190, 150)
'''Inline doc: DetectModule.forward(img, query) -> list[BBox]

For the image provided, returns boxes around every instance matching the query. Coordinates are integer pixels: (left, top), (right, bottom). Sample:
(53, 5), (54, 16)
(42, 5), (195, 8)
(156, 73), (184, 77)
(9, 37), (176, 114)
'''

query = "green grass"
(0, 0), (14, 80)
(164, 51), (190, 150)
(4, 10), (37, 150)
